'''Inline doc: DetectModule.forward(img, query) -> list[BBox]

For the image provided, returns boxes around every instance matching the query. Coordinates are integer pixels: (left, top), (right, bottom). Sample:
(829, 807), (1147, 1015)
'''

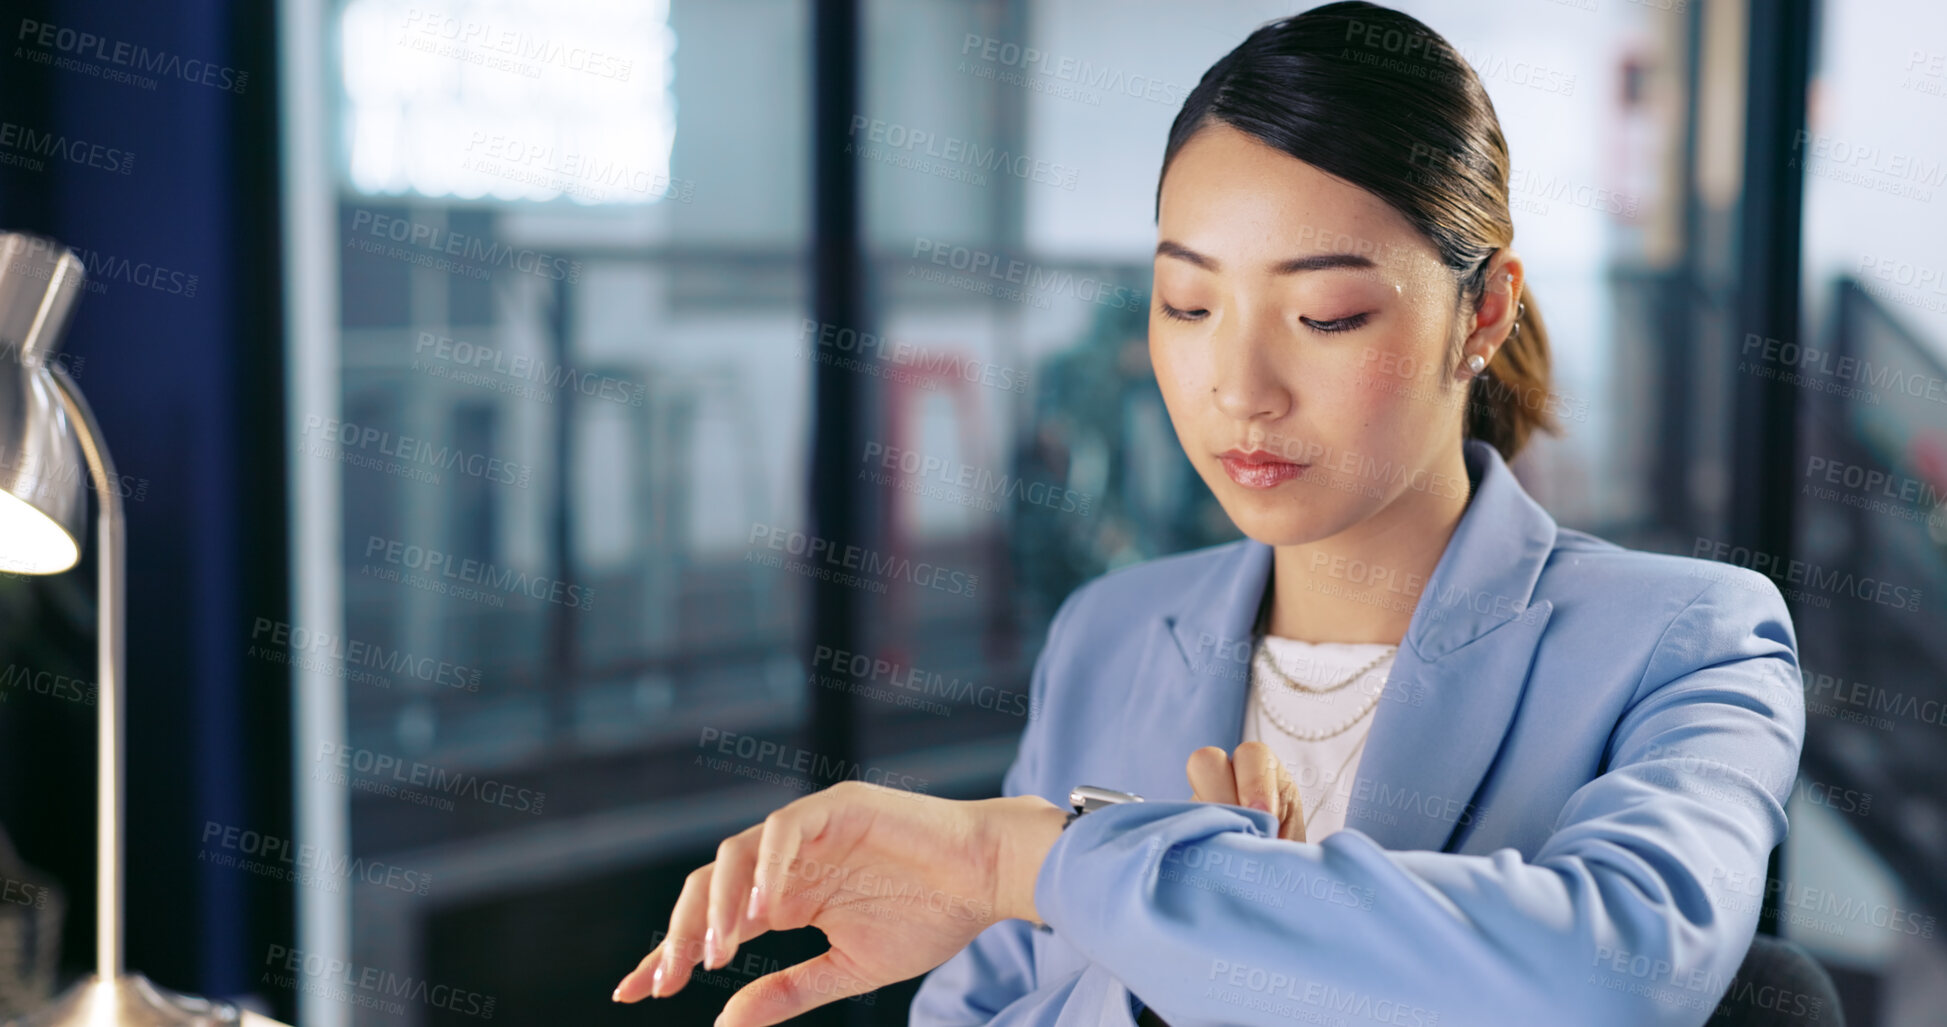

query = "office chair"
(1712, 933), (1846, 1026)
(1131, 933), (1846, 1027)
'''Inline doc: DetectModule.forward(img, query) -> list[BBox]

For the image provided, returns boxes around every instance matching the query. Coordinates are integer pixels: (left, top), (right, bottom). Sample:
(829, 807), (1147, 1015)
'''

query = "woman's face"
(1150, 122), (1472, 547)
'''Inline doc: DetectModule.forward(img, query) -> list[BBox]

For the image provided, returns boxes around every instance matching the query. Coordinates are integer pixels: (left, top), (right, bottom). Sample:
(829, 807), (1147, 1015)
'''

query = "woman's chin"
(1218, 503), (1351, 548)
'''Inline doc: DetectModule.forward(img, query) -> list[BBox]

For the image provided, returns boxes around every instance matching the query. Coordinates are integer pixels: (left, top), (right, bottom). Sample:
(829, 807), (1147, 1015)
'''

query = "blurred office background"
(1, 0), (1944, 1023)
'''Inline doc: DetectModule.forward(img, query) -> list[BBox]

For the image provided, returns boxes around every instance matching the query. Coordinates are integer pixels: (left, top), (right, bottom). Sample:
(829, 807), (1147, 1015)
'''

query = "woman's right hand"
(611, 781), (1069, 1026)
(1186, 740), (1306, 842)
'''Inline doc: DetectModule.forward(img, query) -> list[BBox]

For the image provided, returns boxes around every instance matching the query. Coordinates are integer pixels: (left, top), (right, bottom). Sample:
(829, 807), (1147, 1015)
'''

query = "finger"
(717, 950), (876, 1027)
(611, 944), (663, 1004)
(706, 822), (767, 970)
(751, 786), (840, 931)
(657, 861), (716, 998)
(1278, 769), (1307, 843)
(1232, 741), (1281, 815)
(1186, 746), (1237, 805)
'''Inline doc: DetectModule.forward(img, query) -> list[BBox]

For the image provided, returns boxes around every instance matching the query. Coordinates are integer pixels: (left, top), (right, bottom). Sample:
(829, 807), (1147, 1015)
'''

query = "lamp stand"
(11, 369), (282, 1026)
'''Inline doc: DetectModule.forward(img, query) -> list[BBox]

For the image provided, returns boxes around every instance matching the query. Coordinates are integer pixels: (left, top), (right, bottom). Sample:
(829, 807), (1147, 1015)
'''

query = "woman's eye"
(1158, 301), (1208, 323)
(1300, 312), (1371, 334)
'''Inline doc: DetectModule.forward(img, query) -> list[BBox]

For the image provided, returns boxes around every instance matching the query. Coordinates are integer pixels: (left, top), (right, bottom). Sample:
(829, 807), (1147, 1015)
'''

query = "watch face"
(1071, 785), (1145, 812)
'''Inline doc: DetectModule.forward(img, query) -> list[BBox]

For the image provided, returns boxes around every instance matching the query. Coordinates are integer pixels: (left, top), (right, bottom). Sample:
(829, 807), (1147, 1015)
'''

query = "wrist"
(985, 794), (1070, 925)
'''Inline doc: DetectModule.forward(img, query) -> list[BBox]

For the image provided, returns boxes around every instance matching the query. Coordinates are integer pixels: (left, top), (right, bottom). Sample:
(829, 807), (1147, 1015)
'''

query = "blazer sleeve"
(908, 589), (1082, 1025)
(1029, 573), (1806, 1027)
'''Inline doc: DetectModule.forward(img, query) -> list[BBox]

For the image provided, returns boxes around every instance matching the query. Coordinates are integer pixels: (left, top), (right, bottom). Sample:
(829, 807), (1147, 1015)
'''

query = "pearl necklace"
(1302, 731), (1371, 835)
(1253, 643), (1396, 694)
(1252, 643), (1396, 741)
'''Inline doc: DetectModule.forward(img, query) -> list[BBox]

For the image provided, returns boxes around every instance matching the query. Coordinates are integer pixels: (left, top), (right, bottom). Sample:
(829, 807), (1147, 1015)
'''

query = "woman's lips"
(1219, 450), (1309, 489)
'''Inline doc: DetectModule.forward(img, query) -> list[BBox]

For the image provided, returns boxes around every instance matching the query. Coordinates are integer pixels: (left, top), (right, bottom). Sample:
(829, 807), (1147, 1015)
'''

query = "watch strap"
(1032, 787), (1143, 932)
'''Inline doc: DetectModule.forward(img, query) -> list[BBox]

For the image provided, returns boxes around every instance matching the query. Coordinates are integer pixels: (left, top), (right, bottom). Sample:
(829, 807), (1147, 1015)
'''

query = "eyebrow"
(1155, 240), (1378, 275)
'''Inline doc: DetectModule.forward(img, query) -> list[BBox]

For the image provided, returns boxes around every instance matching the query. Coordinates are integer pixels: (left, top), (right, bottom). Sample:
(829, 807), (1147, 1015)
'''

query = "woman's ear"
(1463, 250), (1524, 369)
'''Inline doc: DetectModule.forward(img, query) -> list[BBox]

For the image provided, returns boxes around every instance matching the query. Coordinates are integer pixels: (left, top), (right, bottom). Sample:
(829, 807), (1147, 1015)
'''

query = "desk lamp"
(0, 232), (286, 1026)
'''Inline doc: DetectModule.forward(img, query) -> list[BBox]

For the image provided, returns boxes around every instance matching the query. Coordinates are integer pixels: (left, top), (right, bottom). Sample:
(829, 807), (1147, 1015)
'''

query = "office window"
(297, 2), (815, 1022)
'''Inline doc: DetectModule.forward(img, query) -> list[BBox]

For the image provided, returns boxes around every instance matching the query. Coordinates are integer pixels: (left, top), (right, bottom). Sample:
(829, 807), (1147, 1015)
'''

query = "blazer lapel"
(1127, 440), (1560, 854)
(1108, 541), (1273, 802)
(1348, 597), (1554, 852)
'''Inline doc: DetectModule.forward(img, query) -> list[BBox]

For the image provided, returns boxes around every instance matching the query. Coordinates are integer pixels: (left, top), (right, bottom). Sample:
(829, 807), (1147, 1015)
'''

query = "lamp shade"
(0, 232), (88, 575)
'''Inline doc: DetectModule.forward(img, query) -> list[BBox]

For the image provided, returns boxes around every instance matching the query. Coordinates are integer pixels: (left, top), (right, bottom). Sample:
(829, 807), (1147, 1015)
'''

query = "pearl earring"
(1465, 353), (1486, 375)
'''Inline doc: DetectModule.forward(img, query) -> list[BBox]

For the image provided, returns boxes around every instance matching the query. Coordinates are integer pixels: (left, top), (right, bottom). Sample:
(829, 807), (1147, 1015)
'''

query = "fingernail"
(611, 987), (622, 1003)
(704, 926), (720, 969)
(746, 884), (762, 921)
(650, 961), (665, 997)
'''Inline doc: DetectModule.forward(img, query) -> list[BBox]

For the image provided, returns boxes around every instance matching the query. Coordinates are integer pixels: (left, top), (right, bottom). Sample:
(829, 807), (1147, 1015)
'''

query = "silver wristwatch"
(1031, 786), (1144, 932)
(1064, 785), (1145, 827)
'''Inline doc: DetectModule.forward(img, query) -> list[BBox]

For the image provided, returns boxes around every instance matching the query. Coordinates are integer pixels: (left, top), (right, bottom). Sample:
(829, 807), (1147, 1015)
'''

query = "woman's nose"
(1210, 323), (1292, 422)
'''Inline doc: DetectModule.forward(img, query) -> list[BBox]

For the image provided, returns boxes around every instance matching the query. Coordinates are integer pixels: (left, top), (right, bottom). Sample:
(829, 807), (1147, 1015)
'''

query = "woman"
(614, 3), (1804, 1025)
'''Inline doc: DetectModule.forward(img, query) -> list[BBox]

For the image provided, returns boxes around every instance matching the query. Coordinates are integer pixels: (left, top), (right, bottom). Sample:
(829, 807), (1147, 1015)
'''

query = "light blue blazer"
(911, 439), (1804, 1027)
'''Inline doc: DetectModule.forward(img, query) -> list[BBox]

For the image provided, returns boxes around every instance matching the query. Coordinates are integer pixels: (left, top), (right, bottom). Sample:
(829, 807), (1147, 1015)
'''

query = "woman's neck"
(1263, 447), (1474, 645)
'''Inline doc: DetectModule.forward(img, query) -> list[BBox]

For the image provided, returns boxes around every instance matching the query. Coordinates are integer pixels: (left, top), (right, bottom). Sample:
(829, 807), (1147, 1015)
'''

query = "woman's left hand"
(1186, 740), (1306, 842)
(612, 781), (1068, 1026)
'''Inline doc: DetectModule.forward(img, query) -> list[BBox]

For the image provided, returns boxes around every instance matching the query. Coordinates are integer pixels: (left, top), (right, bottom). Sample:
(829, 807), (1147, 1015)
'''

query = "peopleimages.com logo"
(261, 944), (494, 1020)
(14, 18), (250, 93)
(362, 536), (595, 610)
(413, 331), (645, 406)
(346, 209), (581, 283)
(315, 741), (545, 815)
(1, 233), (196, 298)
(248, 617), (481, 692)
(398, 7), (634, 82)
(847, 116), (1079, 191)
(299, 415), (532, 488)
(747, 523), (978, 597)
(0, 120), (136, 174)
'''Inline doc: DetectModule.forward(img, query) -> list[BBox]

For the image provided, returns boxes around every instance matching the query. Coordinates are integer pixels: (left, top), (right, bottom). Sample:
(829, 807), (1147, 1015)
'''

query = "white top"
(1240, 636), (1399, 841)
